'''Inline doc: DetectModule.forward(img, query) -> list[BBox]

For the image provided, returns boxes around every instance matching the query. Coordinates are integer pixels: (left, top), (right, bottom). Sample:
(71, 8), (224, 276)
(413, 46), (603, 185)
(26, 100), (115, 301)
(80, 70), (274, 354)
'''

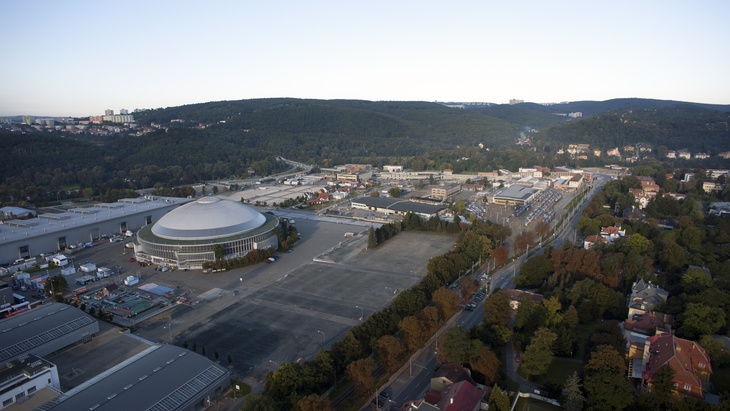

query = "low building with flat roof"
(431, 183), (461, 201)
(351, 197), (447, 220)
(0, 303), (99, 364)
(489, 185), (539, 206)
(0, 354), (60, 410)
(39, 344), (230, 411)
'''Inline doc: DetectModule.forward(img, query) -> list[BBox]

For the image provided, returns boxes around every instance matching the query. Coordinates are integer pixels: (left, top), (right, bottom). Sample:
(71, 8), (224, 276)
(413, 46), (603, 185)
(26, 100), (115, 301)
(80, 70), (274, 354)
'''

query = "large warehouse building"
(39, 344), (230, 411)
(134, 197), (279, 269)
(351, 197), (447, 220)
(489, 185), (540, 206)
(0, 197), (190, 265)
(0, 303), (99, 364)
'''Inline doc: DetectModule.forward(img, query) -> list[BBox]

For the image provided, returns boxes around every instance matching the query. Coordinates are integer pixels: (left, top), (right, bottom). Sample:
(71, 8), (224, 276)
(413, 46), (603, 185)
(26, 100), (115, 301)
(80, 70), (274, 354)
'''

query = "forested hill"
(535, 106), (730, 153)
(133, 98), (519, 160)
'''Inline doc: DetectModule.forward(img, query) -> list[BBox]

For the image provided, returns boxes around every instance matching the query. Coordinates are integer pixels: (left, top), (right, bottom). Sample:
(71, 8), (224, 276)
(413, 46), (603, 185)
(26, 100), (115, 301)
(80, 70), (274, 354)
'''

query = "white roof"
(151, 197), (267, 240)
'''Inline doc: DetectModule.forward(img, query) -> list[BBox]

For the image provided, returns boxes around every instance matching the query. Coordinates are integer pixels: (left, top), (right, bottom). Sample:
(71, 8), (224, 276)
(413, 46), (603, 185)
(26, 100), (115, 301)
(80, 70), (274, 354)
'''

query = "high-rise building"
(104, 109), (114, 116)
(120, 108), (128, 115)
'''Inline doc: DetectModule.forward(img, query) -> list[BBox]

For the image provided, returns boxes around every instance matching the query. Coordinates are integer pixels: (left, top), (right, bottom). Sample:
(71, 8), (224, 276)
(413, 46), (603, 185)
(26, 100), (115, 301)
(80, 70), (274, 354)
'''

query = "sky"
(1, 0), (729, 117)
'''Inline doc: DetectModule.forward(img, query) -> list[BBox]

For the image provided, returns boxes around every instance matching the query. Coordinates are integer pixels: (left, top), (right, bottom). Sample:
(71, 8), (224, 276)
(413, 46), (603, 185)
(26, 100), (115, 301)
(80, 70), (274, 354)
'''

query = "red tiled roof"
(644, 334), (712, 398)
(439, 381), (484, 411)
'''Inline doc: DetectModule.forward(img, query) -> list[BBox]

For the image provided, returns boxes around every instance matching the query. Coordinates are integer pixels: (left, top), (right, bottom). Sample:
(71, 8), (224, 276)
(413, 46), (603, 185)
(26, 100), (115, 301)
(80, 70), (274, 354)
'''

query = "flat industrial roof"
(352, 197), (446, 215)
(0, 197), (191, 244)
(0, 303), (98, 363)
(492, 185), (539, 201)
(43, 344), (230, 411)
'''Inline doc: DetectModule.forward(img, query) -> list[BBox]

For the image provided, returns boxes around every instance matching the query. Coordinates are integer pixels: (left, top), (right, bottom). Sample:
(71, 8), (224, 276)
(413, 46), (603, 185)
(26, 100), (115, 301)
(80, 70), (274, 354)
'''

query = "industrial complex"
(0, 197), (190, 266)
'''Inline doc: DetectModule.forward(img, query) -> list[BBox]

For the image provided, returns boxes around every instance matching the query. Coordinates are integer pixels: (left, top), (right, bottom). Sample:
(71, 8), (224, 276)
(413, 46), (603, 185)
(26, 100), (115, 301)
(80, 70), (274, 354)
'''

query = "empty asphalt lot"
(132, 218), (456, 388)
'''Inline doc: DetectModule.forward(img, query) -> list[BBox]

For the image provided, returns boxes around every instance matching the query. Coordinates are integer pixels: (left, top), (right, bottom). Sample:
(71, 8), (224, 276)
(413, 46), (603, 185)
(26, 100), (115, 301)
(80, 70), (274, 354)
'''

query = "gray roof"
(492, 185), (539, 201)
(353, 197), (446, 215)
(151, 197), (267, 240)
(0, 196), (190, 244)
(0, 303), (97, 363)
(43, 345), (230, 411)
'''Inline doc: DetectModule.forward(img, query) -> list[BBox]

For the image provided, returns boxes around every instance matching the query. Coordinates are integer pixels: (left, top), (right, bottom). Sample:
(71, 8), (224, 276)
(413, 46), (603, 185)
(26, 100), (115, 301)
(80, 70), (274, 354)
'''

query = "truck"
(124, 275), (139, 286)
(79, 262), (97, 273)
(52, 254), (68, 267)
(97, 267), (113, 278)
(76, 275), (97, 285)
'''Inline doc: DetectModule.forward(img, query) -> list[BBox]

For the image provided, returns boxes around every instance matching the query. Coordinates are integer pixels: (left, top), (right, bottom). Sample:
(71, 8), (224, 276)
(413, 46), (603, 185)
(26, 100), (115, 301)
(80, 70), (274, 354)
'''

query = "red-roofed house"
(583, 234), (607, 249)
(600, 225), (625, 242)
(437, 380), (484, 411)
(642, 334), (712, 399)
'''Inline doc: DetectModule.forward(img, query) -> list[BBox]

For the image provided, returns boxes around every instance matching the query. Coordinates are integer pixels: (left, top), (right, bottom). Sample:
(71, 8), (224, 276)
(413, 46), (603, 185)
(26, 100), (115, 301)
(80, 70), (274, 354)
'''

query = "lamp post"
(317, 330), (325, 346)
(269, 360), (279, 368)
(165, 322), (172, 342)
(355, 306), (363, 321)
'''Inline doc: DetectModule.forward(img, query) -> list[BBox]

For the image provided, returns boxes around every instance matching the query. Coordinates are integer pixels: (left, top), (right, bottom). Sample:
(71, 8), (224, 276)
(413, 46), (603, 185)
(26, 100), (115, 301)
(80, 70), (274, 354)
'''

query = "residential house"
(600, 225), (626, 243)
(642, 334), (712, 399)
(703, 181), (724, 194)
(630, 188), (651, 209)
(606, 147), (622, 157)
(695, 153), (710, 159)
(404, 365), (485, 411)
(583, 234), (607, 249)
(678, 151), (692, 160)
(667, 150), (677, 159)
(628, 279), (669, 315)
(719, 151), (730, 159)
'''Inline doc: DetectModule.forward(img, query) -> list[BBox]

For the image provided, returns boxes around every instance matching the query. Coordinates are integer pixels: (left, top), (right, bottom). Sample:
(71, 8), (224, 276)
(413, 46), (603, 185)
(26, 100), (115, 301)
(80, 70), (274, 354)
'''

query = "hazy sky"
(1, 0), (728, 116)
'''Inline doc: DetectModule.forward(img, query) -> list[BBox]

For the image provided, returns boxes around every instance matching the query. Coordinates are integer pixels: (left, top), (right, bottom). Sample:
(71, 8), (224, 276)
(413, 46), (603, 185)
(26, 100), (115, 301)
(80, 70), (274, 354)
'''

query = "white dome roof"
(151, 197), (268, 240)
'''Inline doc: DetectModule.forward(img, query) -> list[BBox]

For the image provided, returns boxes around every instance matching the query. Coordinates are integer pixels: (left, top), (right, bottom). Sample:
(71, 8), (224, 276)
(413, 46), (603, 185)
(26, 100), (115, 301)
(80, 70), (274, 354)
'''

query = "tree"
(519, 327), (557, 379)
(241, 394), (278, 411)
(368, 227), (377, 249)
(437, 327), (480, 365)
(388, 187), (403, 197)
(563, 371), (585, 411)
(483, 289), (511, 328)
(584, 345), (633, 411)
(376, 335), (405, 373)
(650, 364), (675, 406)
(44, 274), (69, 297)
(399, 316), (428, 352)
(677, 303), (727, 339)
(488, 384), (511, 411)
(470, 346), (500, 385)
(515, 253), (554, 288)
(213, 244), (225, 260)
(432, 287), (461, 320)
(680, 268), (714, 295)
(295, 394), (335, 411)
(492, 246), (509, 267)
(347, 357), (376, 397)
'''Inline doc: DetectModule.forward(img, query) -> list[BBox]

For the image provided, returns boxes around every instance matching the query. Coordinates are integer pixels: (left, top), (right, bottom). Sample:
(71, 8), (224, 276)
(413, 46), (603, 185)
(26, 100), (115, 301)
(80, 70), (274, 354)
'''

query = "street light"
(355, 305), (364, 321)
(165, 322), (173, 342)
(269, 360), (279, 368)
(317, 330), (325, 346)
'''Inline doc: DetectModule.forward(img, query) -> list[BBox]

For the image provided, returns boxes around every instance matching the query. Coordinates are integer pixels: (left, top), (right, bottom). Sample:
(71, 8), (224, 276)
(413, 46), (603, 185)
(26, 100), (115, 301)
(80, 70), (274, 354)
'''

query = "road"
(367, 175), (612, 410)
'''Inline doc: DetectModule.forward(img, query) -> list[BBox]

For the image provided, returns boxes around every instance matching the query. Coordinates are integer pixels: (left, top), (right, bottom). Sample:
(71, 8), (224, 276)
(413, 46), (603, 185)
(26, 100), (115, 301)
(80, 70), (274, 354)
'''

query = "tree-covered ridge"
(536, 106), (730, 153)
(135, 98), (520, 155)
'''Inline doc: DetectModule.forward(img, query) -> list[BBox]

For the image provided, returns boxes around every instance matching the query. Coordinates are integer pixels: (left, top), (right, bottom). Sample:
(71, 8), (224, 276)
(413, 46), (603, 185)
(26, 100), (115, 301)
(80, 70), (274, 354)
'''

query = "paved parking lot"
(30, 215), (455, 391)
